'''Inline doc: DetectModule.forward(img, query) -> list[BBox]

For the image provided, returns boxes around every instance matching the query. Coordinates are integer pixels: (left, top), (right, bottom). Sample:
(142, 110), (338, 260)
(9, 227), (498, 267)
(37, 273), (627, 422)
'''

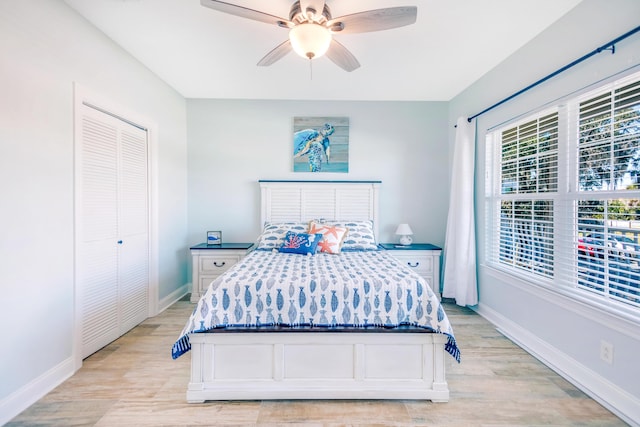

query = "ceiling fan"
(200, 0), (418, 72)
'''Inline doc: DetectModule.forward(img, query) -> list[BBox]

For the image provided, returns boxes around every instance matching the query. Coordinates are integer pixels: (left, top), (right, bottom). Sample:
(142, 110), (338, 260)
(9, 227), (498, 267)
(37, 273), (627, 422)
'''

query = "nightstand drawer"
(391, 253), (432, 275)
(190, 243), (254, 303)
(199, 275), (219, 292)
(200, 255), (240, 274)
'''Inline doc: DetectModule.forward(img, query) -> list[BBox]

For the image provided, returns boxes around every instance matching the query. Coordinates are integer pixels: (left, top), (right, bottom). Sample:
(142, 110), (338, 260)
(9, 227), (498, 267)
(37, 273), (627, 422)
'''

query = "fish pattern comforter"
(172, 250), (460, 362)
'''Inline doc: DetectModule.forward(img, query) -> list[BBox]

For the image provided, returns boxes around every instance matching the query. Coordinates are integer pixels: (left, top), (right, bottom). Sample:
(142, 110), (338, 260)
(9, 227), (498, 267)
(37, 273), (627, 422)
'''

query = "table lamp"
(395, 223), (413, 246)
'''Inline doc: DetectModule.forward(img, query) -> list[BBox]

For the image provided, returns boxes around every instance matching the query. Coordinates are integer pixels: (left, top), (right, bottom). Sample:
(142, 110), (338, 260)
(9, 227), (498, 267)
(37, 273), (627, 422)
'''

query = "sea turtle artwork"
(292, 116), (349, 173)
(293, 123), (335, 172)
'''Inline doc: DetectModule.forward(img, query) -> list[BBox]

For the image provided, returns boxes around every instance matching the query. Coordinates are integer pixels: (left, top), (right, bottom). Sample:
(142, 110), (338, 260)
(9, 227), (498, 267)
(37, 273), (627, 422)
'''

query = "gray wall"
(449, 0), (640, 423)
(0, 0), (188, 422)
(186, 99), (449, 257)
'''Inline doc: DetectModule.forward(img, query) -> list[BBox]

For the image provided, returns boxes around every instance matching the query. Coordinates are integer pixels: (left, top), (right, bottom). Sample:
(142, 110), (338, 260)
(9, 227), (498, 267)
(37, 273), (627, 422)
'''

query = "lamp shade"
(395, 223), (413, 245)
(395, 223), (413, 236)
(289, 23), (332, 59)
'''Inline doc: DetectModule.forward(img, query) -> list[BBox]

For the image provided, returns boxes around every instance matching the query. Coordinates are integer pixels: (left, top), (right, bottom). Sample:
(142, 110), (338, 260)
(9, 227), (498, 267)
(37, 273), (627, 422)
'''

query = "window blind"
(491, 111), (559, 279)
(486, 71), (640, 312)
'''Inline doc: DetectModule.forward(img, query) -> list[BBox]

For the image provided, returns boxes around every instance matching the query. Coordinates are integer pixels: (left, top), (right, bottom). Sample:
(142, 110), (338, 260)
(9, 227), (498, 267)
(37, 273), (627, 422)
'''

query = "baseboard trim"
(1, 284), (191, 425)
(475, 303), (640, 427)
(0, 356), (75, 426)
(157, 283), (190, 314)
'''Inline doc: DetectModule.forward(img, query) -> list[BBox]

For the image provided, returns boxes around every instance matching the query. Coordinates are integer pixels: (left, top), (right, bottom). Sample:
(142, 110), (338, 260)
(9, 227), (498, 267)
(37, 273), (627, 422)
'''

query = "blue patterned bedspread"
(172, 250), (460, 362)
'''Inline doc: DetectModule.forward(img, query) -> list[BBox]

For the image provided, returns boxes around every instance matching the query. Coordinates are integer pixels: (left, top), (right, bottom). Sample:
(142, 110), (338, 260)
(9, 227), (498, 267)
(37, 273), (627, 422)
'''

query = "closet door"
(118, 126), (149, 334)
(77, 104), (149, 359)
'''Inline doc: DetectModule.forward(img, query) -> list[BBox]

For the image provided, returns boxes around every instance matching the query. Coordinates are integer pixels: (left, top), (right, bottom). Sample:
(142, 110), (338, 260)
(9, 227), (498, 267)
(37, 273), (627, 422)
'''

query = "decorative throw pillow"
(278, 232), (323, 255)
(256, 222), (309, 251)
(308, 221), (349, 254)
(319, 220), (378, 251)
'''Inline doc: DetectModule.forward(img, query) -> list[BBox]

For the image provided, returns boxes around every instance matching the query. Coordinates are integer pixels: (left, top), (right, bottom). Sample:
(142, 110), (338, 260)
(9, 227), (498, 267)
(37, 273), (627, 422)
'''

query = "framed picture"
(293, 116), (349, 173)
(207, 231), (222, 245)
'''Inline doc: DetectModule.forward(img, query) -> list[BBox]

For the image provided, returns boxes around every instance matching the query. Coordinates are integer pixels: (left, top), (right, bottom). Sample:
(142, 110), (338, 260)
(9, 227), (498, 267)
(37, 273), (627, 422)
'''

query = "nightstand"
(189, 243), (254, 303)
(380, 243), (442, 299)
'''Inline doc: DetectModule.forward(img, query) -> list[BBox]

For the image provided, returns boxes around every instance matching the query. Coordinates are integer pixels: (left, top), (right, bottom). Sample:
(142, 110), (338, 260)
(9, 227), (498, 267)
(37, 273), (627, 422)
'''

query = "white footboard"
(187, 331), (449, 402)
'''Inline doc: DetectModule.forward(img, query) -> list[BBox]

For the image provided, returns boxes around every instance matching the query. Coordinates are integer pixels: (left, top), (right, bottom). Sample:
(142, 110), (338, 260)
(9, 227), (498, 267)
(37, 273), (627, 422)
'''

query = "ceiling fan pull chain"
(309, 58), (313, 80)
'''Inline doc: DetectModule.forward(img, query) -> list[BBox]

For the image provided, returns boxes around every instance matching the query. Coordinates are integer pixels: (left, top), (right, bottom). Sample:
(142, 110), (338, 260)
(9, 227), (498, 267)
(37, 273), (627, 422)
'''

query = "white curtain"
(442, 116), (478, 306)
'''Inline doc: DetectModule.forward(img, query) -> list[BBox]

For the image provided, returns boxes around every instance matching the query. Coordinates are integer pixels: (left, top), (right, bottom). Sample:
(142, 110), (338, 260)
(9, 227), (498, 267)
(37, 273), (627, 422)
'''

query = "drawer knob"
(407, 262), (419, 268)
(213, 261), (226, 267)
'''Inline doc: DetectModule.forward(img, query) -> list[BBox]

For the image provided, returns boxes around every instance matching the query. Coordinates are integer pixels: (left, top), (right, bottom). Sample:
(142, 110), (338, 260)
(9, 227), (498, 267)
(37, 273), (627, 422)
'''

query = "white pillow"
(255, 222), (309, 251)
(315, 219), (378, 251)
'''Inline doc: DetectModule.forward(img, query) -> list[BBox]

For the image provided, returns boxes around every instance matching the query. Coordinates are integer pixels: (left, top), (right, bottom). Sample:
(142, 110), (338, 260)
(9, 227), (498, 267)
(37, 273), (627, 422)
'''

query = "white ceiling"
(64, 0), (582, 101)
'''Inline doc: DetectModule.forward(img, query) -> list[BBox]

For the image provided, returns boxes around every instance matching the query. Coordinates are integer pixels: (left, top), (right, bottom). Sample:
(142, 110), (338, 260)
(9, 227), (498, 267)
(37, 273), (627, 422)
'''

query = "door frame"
(72, 83), (159, 370)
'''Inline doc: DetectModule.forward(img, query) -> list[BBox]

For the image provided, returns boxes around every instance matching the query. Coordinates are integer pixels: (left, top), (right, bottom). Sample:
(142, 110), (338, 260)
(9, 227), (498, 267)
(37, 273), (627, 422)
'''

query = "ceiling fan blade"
(327, 6), (417, 34)
(257, 40), (293, 66)
(325, 39), (360, 72)
(299, 0), (326, 21)
(200, 0), (293, 28)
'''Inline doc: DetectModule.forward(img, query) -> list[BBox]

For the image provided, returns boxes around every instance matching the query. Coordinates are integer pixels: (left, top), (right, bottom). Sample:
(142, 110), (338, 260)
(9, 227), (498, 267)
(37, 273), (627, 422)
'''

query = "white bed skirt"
(187, 331), (450, 402)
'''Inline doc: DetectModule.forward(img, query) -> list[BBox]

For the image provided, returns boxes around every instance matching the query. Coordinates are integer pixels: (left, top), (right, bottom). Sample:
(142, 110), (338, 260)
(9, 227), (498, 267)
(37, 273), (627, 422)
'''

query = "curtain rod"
(464, 24), (640, 124)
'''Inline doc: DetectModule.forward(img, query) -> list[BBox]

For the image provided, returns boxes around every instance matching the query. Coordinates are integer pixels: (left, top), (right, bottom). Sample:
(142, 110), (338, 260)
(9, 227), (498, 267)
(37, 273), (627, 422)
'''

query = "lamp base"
(399, 235), (413, 246)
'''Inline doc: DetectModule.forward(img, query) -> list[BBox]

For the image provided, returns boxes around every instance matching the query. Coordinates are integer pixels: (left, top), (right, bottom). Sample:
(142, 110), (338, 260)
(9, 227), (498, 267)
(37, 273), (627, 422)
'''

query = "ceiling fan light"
(289, 23), (331, 60)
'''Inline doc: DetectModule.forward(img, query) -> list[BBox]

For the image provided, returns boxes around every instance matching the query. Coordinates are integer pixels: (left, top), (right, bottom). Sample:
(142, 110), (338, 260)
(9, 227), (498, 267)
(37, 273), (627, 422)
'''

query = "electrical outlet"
(600, 340), (614, 365)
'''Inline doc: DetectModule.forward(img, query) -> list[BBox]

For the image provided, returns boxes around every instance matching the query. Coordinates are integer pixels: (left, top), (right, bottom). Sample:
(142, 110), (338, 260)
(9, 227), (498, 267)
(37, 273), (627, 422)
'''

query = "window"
(491, 112), (558, 279)
(486, 71), (640, 312)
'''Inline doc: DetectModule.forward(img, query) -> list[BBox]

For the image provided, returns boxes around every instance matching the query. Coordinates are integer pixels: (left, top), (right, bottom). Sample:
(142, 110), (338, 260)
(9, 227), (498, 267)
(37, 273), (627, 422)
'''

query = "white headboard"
(259, 180), (381, 241)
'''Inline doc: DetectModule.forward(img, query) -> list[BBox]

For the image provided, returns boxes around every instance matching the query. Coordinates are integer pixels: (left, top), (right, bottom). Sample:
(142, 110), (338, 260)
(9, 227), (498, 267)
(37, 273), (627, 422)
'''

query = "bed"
(173, 180), (459, 402)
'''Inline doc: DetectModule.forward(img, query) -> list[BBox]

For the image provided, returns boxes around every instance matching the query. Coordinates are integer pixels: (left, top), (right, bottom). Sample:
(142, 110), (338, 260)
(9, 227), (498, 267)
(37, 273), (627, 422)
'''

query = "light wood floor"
(7, 297), (626, 426)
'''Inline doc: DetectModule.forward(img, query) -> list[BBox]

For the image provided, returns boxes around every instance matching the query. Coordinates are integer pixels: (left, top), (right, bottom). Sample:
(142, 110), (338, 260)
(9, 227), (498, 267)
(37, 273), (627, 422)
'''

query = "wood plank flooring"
(7, 297), (626, 426)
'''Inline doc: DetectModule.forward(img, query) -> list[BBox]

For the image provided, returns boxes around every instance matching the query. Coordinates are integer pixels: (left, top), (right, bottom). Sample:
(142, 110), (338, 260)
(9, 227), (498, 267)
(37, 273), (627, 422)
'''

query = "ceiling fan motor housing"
(289, 0), (332, 24)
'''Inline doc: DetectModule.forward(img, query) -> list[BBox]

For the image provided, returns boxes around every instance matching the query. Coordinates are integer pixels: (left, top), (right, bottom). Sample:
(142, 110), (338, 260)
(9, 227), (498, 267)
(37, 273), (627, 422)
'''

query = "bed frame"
(186, 180), (450, 402)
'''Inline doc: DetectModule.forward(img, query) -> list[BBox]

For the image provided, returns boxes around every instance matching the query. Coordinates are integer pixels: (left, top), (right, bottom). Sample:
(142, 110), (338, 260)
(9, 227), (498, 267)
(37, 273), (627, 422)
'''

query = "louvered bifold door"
(78, 104), (149, 359)
(118, 126), (149, 334)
